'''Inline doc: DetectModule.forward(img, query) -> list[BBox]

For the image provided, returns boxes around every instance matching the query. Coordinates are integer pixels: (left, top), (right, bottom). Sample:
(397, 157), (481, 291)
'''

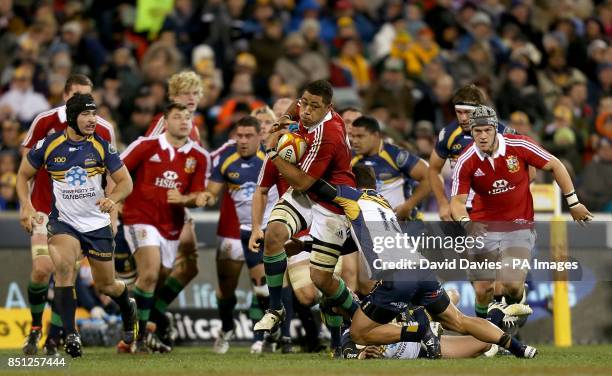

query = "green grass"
(1, 345), (611, 376)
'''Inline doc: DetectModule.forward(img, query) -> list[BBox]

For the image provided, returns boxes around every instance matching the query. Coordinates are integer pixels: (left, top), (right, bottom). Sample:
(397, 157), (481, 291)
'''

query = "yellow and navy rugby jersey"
(210, 144), (278, 231)
(435, 120), (513, 168)
(27, 131), (123, 233)
(351, 141), (422, 219)
(332, 185), (414, 278)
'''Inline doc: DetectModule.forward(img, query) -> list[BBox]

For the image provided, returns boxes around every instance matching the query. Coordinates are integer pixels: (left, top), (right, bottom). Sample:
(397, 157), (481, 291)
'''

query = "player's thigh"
(47, 234), (80, 278)
(498, 230), (535, 282)
(133, 246), (162, 283)
(309, 210), (350, 274)
(267, 189), (313, 244)
(440, 335), (490, 358)
(349, 307), (384, 343)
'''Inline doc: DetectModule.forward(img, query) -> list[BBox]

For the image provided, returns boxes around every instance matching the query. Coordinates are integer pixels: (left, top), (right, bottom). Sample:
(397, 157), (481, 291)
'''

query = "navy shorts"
(47, 219), (114, 261)
(240, 229), (264, 269)
(361, 279), (450, 324)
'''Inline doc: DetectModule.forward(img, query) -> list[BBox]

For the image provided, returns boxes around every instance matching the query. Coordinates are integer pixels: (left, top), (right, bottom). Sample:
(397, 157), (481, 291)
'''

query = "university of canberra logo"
(65, 166), (87, 186)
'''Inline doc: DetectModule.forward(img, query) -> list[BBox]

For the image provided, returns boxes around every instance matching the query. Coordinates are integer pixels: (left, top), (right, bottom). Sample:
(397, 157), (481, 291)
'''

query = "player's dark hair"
(236, 115), (261, 133)
(163, 102), (189, 118)
(304, 80), (333, 105)
(353, 164), (377, 190)
(63, 74), (93, 94)
(452, 84), (486, 106)
(338, 106), (362, 116)
(352, 116), (381, 134)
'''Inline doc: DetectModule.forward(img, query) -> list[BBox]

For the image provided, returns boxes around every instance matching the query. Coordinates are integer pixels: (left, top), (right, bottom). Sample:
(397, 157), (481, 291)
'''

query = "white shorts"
(216, 236), (244, 262)
(124, 224), (180, 269)
(472, 229), (536, 255)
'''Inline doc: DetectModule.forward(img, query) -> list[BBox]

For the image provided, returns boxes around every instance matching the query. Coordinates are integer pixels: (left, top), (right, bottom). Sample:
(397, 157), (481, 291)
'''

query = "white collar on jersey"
(58, 105), (67, 123)
(159, 132), (194, 161)
(473, 133), (506, 161)
(306, 111), (332, 133)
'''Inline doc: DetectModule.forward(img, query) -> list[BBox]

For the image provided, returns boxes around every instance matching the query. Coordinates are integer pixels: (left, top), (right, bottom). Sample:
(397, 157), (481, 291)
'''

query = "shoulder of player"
(188, 141), (210, 160)
(95, 115), (114, 130)
(121, 135), (162, 156)
(31, 130), (64, 153)
(454, 146), (478, 171)
(31, 107), (60, 126)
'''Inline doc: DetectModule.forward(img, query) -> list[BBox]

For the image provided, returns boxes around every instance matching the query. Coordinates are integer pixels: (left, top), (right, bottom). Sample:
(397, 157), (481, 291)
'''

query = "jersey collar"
(306, 111), (332, 133)
(58, 105), (67, 123)
(160, 132), (194, 159)
(474, 133), (506, 160)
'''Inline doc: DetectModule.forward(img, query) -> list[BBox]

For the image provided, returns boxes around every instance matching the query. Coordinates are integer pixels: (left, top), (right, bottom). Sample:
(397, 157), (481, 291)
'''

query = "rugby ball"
(277, 132), (307, 164)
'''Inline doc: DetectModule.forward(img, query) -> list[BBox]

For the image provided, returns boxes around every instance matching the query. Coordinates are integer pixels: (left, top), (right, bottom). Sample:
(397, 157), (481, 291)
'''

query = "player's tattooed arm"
(16, 157), (38, 233)
(308, 179), (338, 201)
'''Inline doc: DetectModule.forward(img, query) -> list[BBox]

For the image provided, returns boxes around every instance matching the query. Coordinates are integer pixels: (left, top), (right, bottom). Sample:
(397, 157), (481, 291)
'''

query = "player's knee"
(264, 223), (288, 254)
(31, 261), (53, 283)
(137, 270), (159, 290)
(182, 257), (199, 280)
(294, 286), (318, 307)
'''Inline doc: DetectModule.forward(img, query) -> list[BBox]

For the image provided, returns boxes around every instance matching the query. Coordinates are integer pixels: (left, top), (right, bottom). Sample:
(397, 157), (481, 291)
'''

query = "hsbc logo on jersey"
(155, 170), (182, 189)
(489, 179), (516, 195)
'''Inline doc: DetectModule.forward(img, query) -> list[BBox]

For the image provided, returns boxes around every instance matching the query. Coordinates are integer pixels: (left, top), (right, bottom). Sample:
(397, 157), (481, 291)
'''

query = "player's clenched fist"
(19, 203), (37, 233)
(248, 229), (264, 252)
(167, 189), (185, 205)
(96, 197), (116, 213)
(195, 191), (216, 207)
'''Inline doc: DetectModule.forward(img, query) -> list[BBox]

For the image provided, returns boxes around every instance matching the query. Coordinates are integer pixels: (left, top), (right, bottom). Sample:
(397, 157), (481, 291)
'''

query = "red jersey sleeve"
(451, 150), (475, 197)
(508, 135), (552, 169)
(22, 112), (52, 148)
(95, 116), (116, 145)
(257, 157), (279, 189)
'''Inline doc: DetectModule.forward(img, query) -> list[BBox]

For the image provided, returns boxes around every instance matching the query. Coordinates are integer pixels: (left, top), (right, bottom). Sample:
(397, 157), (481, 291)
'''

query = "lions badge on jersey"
(506, 155), (520, 173)
(185, 156), (197, 173)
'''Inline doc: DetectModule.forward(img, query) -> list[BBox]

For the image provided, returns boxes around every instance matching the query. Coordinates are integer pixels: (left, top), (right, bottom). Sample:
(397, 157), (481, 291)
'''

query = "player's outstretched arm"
(428, 150), (452, 220)
(249, 186), (269, 252)
(16, 157), (38, 233)
(99, 165), (133, 213)
(542, 157), (593, 224)
(167, 189), (202, 208)
(396, 159), (431, 220)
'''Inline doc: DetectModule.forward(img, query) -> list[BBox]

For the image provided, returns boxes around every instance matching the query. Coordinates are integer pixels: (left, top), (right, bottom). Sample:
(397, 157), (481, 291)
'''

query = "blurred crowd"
(0, 0), (610, 211)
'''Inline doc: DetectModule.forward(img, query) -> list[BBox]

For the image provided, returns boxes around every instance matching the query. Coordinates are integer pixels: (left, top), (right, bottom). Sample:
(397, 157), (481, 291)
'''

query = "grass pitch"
(1, 345), (611, 376)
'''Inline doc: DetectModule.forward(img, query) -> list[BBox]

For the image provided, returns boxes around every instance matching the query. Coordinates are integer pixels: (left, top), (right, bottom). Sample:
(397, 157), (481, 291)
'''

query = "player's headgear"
(66, 93), (96, 136)
(469, 105), (498, 130)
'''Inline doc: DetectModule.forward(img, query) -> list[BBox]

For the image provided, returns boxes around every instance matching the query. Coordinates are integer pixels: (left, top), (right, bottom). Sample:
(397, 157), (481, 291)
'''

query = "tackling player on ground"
(16, 93), (136, 358)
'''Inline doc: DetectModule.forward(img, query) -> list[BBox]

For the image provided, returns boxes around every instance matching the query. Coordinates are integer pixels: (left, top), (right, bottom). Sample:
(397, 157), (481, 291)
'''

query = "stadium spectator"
(414, 73), (455, 132)
(0, 65), (49, 125)
(274, 32), (329, 92)
(537, 48), (588, 110)
(250, 18), (286, 82)
(496, 62), (548, 128)
(509, 111), (539, 143)
(577, 137), (612, 212)
(364, 57), (414, 123)
(0, 118), (22, 152)
(300, 18), (328, 58)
